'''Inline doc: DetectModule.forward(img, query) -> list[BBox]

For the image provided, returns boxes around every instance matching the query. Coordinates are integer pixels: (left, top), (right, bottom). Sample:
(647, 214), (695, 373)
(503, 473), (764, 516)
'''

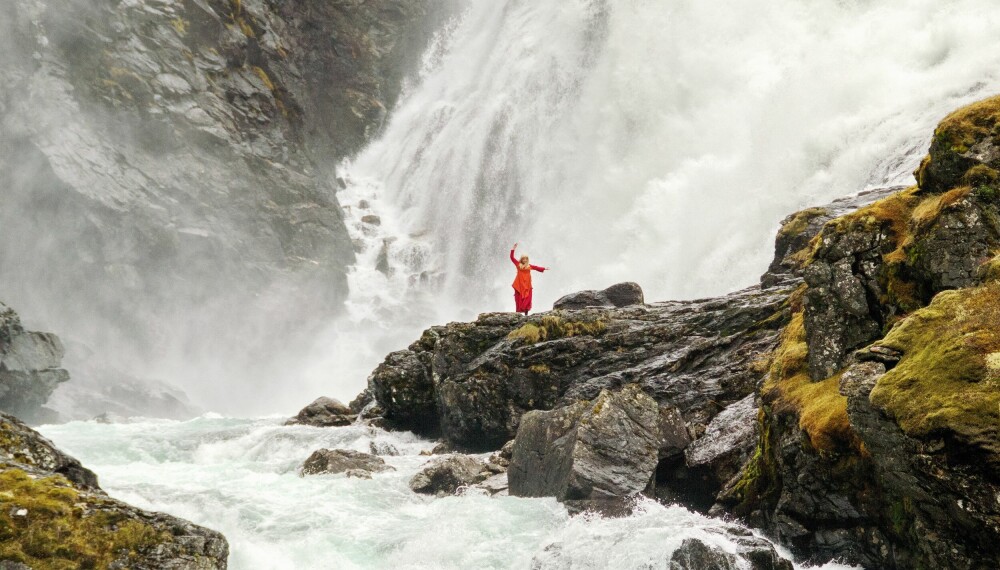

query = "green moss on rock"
(918, 95), (1000, 194)
(763, 312), (858, 453)
(0, 469), (170, 568)
(870, 283), (1000, 471)
(508, 314), (607, 345)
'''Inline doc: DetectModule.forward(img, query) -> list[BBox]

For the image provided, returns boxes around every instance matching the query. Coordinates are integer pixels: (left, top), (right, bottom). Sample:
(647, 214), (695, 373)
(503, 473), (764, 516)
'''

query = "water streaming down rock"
(321, 0), (1000, 402)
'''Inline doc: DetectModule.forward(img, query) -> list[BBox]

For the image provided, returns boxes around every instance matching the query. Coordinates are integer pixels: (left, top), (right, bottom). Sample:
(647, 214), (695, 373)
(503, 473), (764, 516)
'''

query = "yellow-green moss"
(252, 66), (275, 92)
(932, 95), (1000, 155)
(507, 315), (607, 345)
(763, 312), (858, 453)
(979, 252), (1000, 282)
(962, 164), (999, 187)
(169, 17), (189, 36)
(779, 207), (829, 240)
(869, 284), (1000, 464)
(528, 363), (551, 375)
(0, 469), (170, 569)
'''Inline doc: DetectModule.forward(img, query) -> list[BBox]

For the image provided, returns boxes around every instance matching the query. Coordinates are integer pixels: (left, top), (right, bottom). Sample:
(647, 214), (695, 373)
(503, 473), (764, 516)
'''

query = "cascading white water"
(295, 0), (1000, 405)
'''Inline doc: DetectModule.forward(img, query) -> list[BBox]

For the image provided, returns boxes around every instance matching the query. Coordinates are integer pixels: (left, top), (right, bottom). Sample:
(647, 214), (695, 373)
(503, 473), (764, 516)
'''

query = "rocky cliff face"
(351, 96), (1000, 569)
(0, 0), (450, 408)
(0, 412), (229, 568)
(0, 302), (69, 424)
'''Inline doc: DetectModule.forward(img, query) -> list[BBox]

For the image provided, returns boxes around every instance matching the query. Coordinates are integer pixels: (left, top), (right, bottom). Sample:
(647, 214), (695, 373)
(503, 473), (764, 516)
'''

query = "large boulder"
(285, 397), (356, 427)
(553, 282), (644, 310)
(408, 455), (491, 496)
(669, 536), (793, 570)
(300, 449), (394, 477)
(508, 385), (660, 509)
(685, 394), (757, 485)
(0, 301), (69, 424)
(0, 413), (228, 568)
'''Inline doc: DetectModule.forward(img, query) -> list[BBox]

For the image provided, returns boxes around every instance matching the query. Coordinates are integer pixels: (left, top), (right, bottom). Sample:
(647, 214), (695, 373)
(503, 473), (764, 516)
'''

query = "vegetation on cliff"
(870, 283), (1000, 473)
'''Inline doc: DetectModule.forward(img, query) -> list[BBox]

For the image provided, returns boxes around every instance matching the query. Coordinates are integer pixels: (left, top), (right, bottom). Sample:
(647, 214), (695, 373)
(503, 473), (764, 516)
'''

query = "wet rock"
(685, 395), (757, 485)
(1, 413), (227, 568)
(285, 397), (356, 427)
(553, 282), (644, 310)
(669, 533), (793, 570)
(474, 472), (509, 496)
(657, 405), (691, 459)
(409, 455), (491, 496)
(761, 187), (899, 287)
(365, 282), (791, 450)
(669, 538), (739, 570)
(509, 385), (659, 505)
(0, 301), (69, 424)
(300, 449), (394, 476)
(369, 441), (399, 456)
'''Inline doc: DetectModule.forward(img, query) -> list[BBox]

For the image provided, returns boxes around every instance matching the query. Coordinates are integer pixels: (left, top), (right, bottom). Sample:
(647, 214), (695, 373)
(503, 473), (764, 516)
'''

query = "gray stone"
(508, 385), (659, 503)
(300, 448), (394, 476)
(553, 282), (644, 310)
(285, 397), (356, 427)
(0, 302), (70, 424)
(409, 454), (491, 496)
(685, 394), (757, 484)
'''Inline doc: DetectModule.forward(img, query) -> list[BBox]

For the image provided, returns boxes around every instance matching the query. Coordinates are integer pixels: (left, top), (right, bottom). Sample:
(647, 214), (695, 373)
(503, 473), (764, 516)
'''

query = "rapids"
(40, 417), (859, 569)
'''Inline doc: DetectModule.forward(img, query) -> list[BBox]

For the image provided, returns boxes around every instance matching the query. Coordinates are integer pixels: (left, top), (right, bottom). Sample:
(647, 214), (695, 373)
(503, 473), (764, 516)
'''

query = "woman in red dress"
(510, 242), (549, 315)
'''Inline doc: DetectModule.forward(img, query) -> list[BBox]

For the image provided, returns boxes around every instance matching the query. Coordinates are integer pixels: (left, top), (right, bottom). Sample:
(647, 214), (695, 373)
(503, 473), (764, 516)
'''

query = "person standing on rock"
(510, 243), (549, 315)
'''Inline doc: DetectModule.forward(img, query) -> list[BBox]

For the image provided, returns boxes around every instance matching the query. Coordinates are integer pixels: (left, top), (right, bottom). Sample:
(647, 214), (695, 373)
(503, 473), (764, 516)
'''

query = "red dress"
(511, 249), (546, 313)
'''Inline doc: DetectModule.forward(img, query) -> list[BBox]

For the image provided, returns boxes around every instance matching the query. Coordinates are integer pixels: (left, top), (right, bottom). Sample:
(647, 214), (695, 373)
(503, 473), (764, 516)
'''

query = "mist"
(4, 0), (1000, 417)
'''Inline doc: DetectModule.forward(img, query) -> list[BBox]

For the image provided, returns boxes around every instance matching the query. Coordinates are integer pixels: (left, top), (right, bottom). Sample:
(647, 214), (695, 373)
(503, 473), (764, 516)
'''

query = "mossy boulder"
(0, 413), (228, 569)
(918, 95), (1000, 194)
(869, 284), (1000, 474)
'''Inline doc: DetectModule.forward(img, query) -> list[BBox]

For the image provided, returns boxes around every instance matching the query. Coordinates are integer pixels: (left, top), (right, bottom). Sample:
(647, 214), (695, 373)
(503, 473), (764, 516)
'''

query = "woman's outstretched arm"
(530, 264), (547, 272)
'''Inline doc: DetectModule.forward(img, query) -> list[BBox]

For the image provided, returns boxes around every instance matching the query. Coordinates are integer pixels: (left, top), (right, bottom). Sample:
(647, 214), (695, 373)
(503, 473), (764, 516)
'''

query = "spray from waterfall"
(299, 0), (1000, 403)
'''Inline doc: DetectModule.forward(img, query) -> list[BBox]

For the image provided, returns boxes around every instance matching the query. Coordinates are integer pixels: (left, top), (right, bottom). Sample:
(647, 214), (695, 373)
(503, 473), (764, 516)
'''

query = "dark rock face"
(300, 448), (394, 477)
(762, 187), (900, 288)
(0, 301), (69, 424)
(842, 360), (1000, 569)
(509, 385), (660, 511)
(553, 282), (644, 310)
(0, 0), (449, 396)
(907, 196), (1000, 292)
(408, 455), (491, 496)
(685, 394), (756, 487)
(0, 413), (228, 568)
(669, 535), (793, 570)
(802, 221), (889, 379)
(669, 538), (738, 570)
(285, 397), (356, 427)
(367, 285), (791, 450)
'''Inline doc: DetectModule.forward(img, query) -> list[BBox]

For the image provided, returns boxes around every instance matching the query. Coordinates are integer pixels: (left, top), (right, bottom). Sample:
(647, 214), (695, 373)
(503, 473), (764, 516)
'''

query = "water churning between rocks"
(39, 417), (859, 569)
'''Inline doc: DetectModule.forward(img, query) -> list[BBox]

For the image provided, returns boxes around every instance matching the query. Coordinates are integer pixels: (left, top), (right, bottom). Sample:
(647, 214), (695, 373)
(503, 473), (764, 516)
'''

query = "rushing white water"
(39, 417), (859, 569)
(297, 0), (1000, 404)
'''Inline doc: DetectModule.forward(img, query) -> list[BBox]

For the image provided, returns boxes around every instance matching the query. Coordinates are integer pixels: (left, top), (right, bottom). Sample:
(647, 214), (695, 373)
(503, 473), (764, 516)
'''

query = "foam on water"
(39, 417), (859, 569)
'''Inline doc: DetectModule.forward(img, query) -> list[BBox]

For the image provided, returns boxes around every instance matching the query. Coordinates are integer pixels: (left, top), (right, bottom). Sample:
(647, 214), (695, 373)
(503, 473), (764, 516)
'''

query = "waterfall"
(303, 0), (1000, 402)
